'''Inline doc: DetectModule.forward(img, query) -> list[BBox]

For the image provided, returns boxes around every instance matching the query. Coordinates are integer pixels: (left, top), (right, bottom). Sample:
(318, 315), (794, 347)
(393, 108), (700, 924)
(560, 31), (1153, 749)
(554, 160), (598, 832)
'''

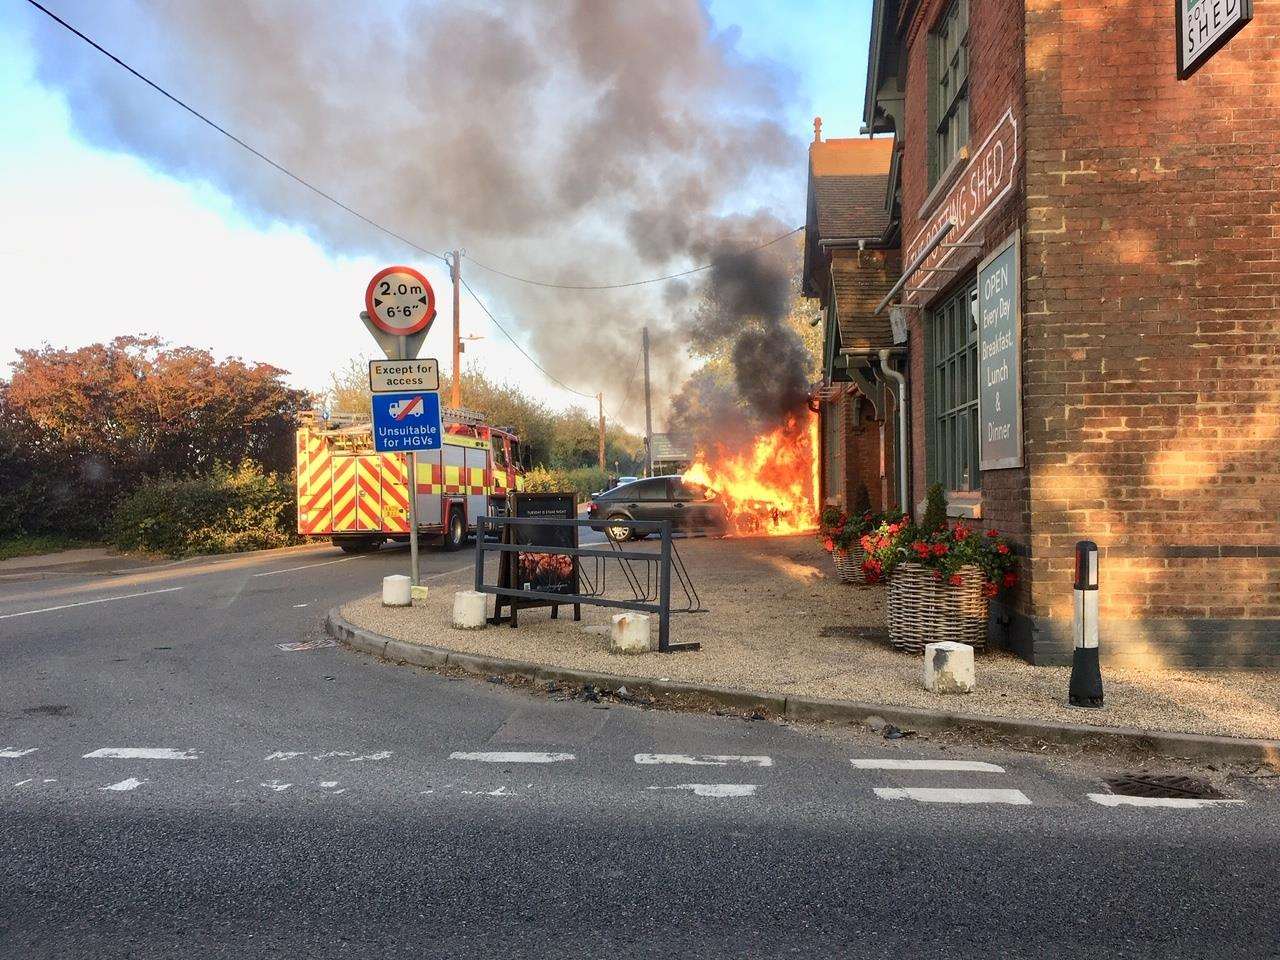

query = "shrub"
(521, 465), (609, 500)
(920, 482), (948, 535)
(110, 462), (300, 557)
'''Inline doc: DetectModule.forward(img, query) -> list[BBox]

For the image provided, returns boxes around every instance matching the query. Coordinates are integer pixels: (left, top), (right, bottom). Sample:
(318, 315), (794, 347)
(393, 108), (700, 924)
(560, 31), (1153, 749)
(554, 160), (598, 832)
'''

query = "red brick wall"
(1023, 0), (1280, 635)
(899, 0), (1030, 609)
(822, 394), (894, 513)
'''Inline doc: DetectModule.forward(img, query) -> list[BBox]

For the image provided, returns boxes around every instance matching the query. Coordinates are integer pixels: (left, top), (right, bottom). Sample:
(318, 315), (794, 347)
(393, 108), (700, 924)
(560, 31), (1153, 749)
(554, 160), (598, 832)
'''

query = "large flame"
(683, 413), (820, 537)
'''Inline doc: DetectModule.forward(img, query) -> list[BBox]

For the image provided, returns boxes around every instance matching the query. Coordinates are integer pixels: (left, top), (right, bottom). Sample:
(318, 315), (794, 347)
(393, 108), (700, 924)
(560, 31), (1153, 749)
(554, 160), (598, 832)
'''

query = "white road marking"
(252, 557), (358, 578)
(0, 586), (184, 620)
(635, 754), (773, 767)
(43, 778), (56, 783)
(261, 780), (292, 792)
(1087, 793), (1244, 809)
(292, 603), (309, 608)
(83, 747), (197, 760)
(312, 751), (357, 760)
(0, 747), (38, 758)
(874, 787), (1031, 805)
(100, 778), (147, 792)
(348, 751), (393, 762)
(462, 786), (518, 797)
(263, 751), (306, 762)
(276, 639), (336, 652)
(14, 779), (34, 787)
(649, 783), (758, 798)
(851, 759), (1006, 772)
(450, 751), (575, 763)
(318, 781), (339, 788)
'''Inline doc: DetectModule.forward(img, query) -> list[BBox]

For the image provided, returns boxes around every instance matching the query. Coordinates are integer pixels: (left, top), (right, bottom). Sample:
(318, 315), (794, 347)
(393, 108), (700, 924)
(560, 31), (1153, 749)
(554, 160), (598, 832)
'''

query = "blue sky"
(0, 1), (872, 418)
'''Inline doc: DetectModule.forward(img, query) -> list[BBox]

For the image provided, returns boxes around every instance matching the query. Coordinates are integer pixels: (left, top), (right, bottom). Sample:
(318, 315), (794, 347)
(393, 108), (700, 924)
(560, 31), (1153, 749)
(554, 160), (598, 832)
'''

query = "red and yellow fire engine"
(295, 407), (524, 553)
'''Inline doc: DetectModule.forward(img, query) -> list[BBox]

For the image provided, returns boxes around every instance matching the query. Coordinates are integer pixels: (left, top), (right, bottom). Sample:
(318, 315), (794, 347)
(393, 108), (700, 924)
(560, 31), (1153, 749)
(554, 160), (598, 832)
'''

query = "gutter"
(879, 348), (910, 515)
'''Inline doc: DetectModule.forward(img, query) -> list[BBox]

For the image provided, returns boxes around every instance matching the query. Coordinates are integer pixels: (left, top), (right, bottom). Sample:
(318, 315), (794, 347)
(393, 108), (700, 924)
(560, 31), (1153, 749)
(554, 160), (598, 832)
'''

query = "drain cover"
(1103, 774), (1226, 800)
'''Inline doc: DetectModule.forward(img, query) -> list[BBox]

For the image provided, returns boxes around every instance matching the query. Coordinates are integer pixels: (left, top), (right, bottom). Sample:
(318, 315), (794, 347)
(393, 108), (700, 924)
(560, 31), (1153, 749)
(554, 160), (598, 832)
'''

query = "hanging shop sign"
(904, 108), (1018, 305)
(977, 230), (1022, 471)
(1177, 0), (1252, 80)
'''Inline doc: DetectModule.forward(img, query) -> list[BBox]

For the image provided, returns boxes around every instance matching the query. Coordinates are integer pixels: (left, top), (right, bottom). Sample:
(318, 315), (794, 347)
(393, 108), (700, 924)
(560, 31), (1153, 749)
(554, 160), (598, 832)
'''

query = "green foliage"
(520, 465), (609, 500)
(109, 462), (300, 558)
(0, 534), (91, 561)
(861, 516), (1018, 594)
(921, 482), (948, 535)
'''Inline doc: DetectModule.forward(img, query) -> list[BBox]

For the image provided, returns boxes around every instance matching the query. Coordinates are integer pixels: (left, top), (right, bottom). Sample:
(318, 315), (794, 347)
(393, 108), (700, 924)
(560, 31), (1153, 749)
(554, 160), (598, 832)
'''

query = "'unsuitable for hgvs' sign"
(370, 391), (443, 453)
(977, 231), (1022, 471)
(369, 359), (440, 393)
(1178, 0), (1252, 79)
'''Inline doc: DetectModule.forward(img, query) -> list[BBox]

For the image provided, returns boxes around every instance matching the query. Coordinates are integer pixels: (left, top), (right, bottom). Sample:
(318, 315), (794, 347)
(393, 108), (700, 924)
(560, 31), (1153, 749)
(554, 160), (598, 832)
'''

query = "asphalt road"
(1, 539), (1276, 959)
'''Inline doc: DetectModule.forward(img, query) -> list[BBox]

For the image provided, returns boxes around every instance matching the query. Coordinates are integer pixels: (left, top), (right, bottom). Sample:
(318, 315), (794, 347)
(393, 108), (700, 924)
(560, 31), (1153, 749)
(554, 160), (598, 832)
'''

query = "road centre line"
(83, 747), (198, 760)
(851, 759), (1006, 773)
(100, 778), (147, 792)
(649, 784), (758, 798)
(874, 787), (1031, 805)
(252, 557), (360, 577)
(1, 748), (39, 758)
(635, 754), (773, 767)
(0, 586), (184, 620)
(450, 751), (575, 763)
(1087, 793), (1244, 809)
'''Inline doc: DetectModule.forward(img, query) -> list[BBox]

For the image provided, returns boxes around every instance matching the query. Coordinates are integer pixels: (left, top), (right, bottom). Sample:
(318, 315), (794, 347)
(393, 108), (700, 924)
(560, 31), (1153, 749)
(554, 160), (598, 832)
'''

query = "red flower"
(982, 581), (999, 598)
(948, 573), (964, 587)
(822, 537), (834, 552)
(932, 570), (943, 580)
(997, 543), (1010, 555)
(954, 523), (971, 540)
(932, 543), (949, 557)
(1002, 572), (1018, 589)
(987, 529), (1000, 539)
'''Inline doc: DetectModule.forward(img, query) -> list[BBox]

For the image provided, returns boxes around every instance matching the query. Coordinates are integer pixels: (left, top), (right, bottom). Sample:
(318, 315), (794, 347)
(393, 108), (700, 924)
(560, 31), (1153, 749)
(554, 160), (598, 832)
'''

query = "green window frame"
(927, 279), (980, 493)
(929, 0), (970, 187)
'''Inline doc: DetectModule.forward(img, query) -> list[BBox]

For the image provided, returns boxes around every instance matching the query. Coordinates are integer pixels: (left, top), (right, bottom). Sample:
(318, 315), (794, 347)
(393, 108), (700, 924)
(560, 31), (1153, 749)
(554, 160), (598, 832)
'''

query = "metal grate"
(1103, 774), (1226, 800)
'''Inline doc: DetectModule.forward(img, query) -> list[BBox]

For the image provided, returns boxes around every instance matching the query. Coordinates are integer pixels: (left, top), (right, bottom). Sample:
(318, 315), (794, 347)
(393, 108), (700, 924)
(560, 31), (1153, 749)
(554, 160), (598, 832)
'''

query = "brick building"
(807, 0), (1279, 668)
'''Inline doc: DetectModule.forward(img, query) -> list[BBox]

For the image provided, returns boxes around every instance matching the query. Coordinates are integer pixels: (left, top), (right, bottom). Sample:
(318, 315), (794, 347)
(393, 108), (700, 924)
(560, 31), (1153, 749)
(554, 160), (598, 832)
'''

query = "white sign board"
(369, 358), (440, 394)
(1178, 0), (1252, 79)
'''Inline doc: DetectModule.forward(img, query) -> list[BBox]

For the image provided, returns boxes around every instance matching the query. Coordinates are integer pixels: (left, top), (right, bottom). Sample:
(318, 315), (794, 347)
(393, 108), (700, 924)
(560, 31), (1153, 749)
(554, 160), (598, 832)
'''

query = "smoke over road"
(24, 0), (807, 420)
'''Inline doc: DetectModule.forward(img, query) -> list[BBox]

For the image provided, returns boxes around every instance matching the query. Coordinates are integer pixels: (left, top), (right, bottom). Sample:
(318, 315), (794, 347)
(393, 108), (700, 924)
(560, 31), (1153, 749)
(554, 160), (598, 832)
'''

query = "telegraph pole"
(597, 392), (606, 471)
(642, 326), (653, 478)
(450, 249), (462, 409)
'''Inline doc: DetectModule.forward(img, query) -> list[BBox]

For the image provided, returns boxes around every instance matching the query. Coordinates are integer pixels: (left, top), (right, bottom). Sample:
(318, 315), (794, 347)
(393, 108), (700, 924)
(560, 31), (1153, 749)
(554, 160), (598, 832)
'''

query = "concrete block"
(382, 575), (411, 607)
(609, 613), (652, 654)
(452, 590), (488, 630)
(924, 641), (975, 694)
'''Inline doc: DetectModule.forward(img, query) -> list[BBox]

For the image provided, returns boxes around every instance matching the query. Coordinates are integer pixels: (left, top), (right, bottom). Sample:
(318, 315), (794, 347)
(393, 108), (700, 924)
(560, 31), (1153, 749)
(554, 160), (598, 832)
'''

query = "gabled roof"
(804, 135), (895, 299)
(831, 252), (899, 353)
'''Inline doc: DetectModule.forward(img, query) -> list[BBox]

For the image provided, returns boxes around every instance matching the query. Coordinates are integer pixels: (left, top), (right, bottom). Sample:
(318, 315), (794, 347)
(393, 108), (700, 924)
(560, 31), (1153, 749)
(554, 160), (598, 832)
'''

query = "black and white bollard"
(1068, 540), (1104, 708)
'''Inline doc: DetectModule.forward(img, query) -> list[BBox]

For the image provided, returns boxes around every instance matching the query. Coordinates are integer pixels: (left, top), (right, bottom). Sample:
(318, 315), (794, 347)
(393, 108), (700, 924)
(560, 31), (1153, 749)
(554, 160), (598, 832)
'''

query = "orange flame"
(683, 413), (820, 537)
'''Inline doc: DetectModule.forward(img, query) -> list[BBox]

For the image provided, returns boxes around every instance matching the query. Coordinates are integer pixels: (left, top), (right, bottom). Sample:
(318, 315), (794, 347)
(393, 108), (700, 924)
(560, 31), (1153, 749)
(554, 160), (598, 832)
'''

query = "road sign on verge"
(369, 358), (440, 393)
(365, 265), (437, 337)
(371, 391), (443, 453)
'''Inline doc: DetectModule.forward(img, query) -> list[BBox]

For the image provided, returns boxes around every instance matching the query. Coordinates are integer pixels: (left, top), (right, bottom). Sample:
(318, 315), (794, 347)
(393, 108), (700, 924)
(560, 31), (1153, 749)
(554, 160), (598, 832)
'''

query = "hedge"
(109, 462), (300, 558)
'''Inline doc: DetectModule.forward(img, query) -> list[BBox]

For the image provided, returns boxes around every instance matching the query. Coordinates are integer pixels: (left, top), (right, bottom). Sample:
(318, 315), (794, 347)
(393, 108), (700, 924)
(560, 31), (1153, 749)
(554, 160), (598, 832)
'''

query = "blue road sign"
(370, 391), (443, 453)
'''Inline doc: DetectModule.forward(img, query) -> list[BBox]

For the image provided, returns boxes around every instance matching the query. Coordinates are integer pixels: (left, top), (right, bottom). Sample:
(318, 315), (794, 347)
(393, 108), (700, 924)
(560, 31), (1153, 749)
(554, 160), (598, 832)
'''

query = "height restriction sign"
(364, 265), (437, 337)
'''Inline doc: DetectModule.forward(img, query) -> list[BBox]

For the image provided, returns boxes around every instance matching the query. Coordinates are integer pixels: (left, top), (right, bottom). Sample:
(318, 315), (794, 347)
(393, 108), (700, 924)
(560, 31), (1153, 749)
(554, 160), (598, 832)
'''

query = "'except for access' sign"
(369, 358), (440, 393)
(370, 391), (443, 453)
(365, 265), (437, 337)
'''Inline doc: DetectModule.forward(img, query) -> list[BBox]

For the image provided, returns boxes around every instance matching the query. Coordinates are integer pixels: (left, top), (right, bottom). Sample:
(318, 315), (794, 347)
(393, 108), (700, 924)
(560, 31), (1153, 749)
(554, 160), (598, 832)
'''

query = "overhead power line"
(457, 275), (594, 400)
(611, 353), (642, 422)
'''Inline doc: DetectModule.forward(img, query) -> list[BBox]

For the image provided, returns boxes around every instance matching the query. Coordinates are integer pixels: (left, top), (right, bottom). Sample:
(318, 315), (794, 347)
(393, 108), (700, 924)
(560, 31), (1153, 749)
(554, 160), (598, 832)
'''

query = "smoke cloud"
(24, 0), (807, 423)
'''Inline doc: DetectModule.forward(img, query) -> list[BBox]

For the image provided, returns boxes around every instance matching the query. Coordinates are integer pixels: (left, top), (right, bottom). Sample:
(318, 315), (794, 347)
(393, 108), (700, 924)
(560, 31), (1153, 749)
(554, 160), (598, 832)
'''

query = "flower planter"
(831, 543), (868, 584)
(886, 562), (988, 653)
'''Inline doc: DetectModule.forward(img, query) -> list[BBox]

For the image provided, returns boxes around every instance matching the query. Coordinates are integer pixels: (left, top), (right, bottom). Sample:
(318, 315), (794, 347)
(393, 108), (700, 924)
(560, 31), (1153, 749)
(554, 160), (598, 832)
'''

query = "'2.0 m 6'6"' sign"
(365, 265), (437, 337)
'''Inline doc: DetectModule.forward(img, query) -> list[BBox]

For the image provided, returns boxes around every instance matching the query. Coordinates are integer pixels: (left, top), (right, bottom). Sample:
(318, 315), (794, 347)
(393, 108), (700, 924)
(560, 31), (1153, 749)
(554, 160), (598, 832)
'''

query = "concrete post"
(382, 575), (411, 607)
(452, 590), (488, 629)
(923, 641), (975, 694)
(609, 613), (652, 654)
(1069, 540), (1104, 708)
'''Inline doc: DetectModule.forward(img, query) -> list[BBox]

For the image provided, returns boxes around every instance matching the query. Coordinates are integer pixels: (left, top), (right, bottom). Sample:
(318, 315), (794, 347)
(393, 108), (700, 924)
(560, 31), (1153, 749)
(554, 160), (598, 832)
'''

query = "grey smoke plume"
(24, 0), (805, 418)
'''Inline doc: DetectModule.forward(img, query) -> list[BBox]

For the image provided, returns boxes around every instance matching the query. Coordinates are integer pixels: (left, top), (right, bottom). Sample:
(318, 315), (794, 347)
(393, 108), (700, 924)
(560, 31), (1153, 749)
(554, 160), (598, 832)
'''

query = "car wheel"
(605, 515), (633, 542)
(445, 511), (466, 550)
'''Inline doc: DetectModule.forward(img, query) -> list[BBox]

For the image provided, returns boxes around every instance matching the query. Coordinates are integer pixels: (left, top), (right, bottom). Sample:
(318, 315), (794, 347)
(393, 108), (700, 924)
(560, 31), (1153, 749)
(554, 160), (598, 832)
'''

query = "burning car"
(586, 476), (728, 542)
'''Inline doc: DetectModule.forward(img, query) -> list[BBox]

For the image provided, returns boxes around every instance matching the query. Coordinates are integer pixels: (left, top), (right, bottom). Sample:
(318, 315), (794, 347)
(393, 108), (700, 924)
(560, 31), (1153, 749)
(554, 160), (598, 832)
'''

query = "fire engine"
(295, 407), (525, 553)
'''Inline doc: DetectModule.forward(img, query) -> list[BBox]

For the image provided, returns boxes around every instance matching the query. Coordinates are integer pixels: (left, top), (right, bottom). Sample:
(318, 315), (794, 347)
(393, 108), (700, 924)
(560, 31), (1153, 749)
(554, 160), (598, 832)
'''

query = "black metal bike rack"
(473, 515), (701, 653)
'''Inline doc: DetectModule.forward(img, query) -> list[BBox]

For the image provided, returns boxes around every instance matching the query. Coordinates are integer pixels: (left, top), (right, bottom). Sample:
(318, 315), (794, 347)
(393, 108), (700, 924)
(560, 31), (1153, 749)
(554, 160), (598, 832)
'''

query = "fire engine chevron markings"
(851, 759), (1006, 772)
(648, 784), (758, 798)
(874, 787), (1031, 805)
(0, 586), (184, 620)
(634, 754), (773, 767)
(83, 748), (198, 760)
(449, 751), (575, 763)
(1, 747), (39, 758)
(1086, 794), (1244, 809)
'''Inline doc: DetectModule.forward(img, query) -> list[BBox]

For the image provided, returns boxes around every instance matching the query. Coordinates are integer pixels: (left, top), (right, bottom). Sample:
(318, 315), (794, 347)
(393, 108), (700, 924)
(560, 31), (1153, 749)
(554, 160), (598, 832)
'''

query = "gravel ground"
(344, 534), (1280, 741)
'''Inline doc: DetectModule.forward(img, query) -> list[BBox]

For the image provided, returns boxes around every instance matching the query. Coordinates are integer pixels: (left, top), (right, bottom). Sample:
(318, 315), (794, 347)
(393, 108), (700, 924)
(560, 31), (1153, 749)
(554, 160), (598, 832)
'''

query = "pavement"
(2, 539), (1278, 958)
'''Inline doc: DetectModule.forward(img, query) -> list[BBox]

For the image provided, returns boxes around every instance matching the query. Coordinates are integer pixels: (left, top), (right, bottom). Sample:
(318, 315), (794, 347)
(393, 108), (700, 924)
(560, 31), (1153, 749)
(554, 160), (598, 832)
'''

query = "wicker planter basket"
(886, 563), (988, 653)
(831, 544), (868, 584)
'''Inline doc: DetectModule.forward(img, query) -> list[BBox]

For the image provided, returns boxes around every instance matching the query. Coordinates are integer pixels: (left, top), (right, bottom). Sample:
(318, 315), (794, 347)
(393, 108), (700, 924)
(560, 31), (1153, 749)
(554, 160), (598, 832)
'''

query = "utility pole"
(450, 249), (462, 410)
(597, 392), (606, 472)
(642, 326), (653, 478)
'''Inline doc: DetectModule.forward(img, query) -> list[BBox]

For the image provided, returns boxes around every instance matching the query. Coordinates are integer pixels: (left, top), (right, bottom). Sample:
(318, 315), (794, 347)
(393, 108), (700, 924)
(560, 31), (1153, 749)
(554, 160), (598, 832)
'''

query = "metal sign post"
(361, 265), (439, 589)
